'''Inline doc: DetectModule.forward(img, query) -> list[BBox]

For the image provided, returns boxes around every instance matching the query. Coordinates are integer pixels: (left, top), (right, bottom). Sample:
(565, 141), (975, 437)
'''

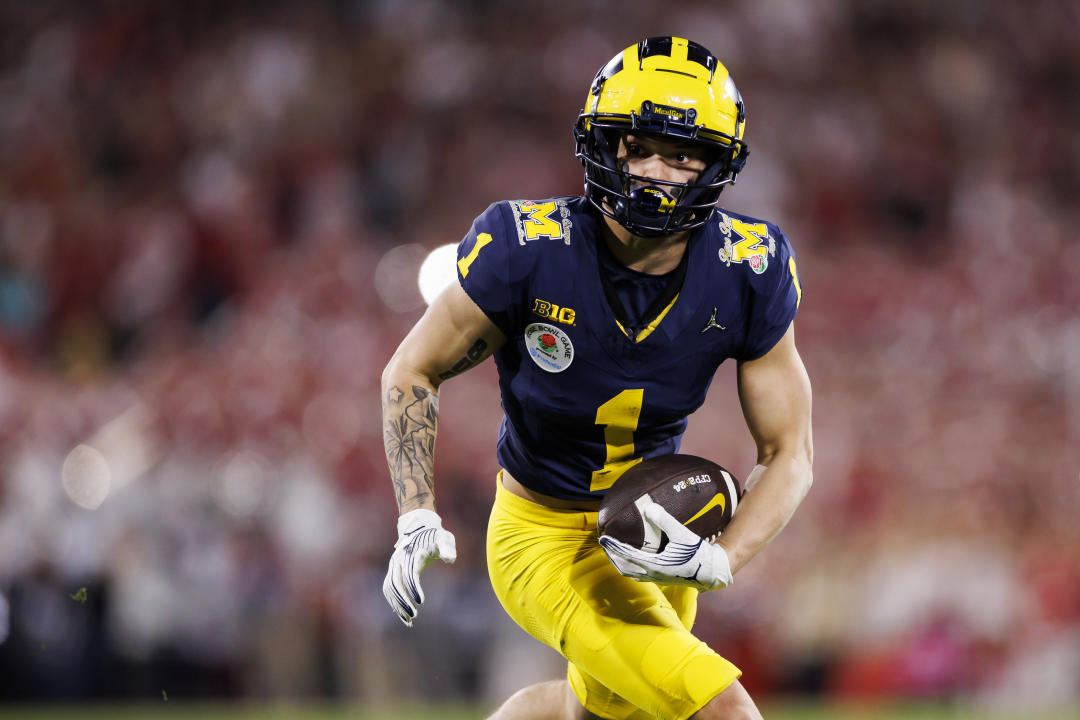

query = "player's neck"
(600, 215), (689, 275)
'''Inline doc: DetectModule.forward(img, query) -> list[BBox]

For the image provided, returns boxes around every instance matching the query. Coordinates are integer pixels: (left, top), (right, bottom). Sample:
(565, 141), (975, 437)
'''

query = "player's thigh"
(486, 481), (597, 649)
(661, 583), (699, 630)
(487, 481), (739, 719)
(562, 547), (739, 719)
(486, 478), (687, 650)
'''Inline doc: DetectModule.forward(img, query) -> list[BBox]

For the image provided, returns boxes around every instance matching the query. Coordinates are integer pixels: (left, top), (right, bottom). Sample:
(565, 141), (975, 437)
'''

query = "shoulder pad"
(506, 198), (577, 246)
(712, 209), (789, 277)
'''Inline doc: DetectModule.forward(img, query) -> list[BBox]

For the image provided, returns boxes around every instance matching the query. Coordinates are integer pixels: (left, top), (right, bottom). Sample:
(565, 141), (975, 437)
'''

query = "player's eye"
(675, 152), (690, 163)
(626, 142), (645, 156)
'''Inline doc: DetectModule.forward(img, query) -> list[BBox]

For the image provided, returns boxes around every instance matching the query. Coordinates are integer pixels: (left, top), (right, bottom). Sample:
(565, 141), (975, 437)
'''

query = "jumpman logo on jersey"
(700, 307), (726, 334)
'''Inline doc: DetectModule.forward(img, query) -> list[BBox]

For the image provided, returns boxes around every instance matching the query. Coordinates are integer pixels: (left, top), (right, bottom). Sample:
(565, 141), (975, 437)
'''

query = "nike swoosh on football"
(684, 494), (726, 525)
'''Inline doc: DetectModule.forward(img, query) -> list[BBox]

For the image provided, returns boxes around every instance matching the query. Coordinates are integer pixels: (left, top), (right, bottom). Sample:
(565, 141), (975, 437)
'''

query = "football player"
(382, 37), (813, 720)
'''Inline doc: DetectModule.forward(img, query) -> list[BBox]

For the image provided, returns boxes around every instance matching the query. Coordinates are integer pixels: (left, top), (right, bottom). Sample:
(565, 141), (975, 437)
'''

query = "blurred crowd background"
(1, 0), (1078, 714)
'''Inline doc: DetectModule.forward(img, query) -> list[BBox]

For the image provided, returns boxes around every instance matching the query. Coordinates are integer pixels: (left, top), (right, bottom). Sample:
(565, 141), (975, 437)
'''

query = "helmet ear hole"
(595, 127), (619, 155)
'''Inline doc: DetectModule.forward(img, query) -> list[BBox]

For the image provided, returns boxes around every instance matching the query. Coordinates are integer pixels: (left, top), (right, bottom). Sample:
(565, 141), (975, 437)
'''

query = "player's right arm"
(381, 278), (506, 627)
(381, 279), (506, 514)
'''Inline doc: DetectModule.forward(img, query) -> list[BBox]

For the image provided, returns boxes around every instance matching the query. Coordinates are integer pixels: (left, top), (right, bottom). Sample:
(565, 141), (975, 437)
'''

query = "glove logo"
(524, 323), (574, 373)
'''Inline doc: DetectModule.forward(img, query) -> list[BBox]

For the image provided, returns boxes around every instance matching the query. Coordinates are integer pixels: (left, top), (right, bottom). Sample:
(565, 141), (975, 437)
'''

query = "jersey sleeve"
(456, 202), (525, 337)
(738, 225), (802, 361)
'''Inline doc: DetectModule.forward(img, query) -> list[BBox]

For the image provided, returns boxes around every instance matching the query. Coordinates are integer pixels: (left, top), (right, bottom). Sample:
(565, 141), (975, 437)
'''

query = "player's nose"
(629, 154), (682, 185)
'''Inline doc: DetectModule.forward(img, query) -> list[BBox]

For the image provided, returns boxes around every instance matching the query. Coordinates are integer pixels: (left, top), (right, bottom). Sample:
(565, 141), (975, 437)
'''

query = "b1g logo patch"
(524, 323), (574, 373)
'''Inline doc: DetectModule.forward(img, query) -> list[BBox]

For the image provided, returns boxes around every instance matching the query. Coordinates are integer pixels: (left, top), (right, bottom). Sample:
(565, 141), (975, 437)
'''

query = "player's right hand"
(382, 508), (457, 627)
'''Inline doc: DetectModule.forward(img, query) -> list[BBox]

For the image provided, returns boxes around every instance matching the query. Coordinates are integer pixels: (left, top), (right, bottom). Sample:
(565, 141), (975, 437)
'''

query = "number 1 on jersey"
(590, 389), (644, 492)
(457, 232), (493, 278)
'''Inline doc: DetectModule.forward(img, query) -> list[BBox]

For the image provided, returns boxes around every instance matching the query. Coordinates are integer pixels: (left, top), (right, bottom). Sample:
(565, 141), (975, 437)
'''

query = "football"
(598, 454), (741, 552)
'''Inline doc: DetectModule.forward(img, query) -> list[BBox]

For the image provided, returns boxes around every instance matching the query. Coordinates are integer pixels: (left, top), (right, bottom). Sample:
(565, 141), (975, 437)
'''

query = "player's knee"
(715, 707), (761, 720)
(692, 703), (761, 720)
(692, 679), (762, 720)
(488, 679), (586, 720)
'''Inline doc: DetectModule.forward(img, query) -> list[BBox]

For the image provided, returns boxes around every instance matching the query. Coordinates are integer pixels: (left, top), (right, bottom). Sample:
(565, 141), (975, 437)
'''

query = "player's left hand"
(382, 508), (457, 627)
(599, 502), (733, 591)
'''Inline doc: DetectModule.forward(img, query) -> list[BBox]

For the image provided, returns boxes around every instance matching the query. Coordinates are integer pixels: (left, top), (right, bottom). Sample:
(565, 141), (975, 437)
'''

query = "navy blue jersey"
(456, 196), (801, 502)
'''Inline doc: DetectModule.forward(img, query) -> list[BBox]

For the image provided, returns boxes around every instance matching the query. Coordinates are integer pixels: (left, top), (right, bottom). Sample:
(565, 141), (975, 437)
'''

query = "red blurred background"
(0, 0), (1077, 714)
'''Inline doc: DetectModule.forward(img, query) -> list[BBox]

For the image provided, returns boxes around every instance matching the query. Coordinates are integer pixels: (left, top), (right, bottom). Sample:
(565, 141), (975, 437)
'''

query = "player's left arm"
(719, 322), (813, 575)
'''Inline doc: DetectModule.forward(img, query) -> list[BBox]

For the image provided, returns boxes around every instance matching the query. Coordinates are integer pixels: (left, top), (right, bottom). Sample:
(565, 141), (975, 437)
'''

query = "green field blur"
(0, 703), (1076, 720)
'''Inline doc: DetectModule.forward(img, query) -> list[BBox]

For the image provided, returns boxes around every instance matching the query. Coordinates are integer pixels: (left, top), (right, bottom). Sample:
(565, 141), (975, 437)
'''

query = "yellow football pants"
(486, 473), (740, 720)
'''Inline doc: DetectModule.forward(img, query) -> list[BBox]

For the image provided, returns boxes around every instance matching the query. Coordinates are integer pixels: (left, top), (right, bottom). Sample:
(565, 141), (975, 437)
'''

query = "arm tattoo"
(384, 384), (439, 511)
(437, 338), (488, 380)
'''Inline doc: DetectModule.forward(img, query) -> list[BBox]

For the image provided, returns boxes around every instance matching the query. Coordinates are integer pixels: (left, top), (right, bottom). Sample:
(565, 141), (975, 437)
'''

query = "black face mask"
(574, 123), (748, 237)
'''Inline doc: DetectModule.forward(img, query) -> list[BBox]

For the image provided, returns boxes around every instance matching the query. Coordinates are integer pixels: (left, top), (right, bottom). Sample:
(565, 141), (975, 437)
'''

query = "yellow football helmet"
(574, 36), (749, 236)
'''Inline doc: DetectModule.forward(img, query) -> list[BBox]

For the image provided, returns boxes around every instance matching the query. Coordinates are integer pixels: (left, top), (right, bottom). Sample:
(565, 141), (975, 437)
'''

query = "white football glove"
(382, 508), (457, 627)
(599, 502), (733, 592)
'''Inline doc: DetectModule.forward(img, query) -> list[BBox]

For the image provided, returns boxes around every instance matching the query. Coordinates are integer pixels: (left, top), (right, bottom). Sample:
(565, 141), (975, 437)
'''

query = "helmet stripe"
(670, 37), (689, 62)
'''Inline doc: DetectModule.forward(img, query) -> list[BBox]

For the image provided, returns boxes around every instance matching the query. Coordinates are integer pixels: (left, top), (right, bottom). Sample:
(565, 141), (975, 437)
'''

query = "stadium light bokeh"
(418, 243), (460, 306)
